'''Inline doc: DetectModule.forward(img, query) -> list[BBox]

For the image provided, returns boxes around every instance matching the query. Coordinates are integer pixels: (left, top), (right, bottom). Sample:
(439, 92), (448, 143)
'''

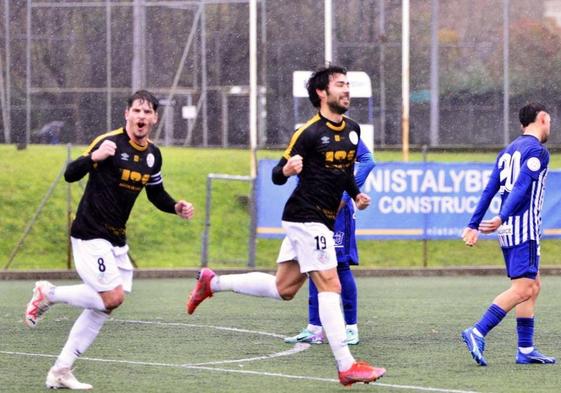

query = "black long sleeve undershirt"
(271, 157), (289, 185)
(64, 155), (93, 183)
(146, 183), (177, 214)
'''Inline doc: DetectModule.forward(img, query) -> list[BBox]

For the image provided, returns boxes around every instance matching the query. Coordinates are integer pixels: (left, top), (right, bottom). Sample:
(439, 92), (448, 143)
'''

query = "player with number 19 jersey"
(468, 134), (549, 250)
(272, 113), (361, 230)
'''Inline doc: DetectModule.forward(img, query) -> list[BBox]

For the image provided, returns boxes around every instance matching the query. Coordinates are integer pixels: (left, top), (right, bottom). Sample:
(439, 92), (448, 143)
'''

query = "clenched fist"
(282, 154), (303, 177)
(91, 140), (117, 162)
(175, 200), (194, 220)
(355, 193), (371, 210)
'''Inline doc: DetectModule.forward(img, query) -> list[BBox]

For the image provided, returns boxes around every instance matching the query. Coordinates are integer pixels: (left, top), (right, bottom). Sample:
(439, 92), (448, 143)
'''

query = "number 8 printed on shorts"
(97, 257), (106, 272)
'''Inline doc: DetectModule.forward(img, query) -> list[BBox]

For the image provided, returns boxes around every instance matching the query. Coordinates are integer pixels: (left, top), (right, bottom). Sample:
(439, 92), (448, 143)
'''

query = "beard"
(327, 100), (348, 115)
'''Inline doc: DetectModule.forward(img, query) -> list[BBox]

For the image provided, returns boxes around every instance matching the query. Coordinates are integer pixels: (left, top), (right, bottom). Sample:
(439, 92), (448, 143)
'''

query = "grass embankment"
(1, 144), (560, 270)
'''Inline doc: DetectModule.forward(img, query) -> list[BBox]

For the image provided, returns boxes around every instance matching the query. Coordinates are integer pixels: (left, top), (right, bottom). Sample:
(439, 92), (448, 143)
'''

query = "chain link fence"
(1, 0), (561, 148)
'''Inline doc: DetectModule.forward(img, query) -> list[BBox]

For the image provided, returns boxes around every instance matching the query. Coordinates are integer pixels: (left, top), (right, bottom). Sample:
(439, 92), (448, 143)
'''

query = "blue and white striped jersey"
(468, 134), (549, 248)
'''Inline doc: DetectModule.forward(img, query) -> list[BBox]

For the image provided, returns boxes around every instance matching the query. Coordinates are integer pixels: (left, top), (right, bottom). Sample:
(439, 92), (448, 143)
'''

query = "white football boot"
(24, 280), (54, 328)
(283, 328), (324, 344)
(45, 367), (93, 390)
(345, 328), (360, 345)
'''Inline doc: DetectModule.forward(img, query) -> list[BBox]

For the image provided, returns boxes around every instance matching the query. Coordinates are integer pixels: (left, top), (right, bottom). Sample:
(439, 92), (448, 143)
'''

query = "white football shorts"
(71, 237), (134, 293)
(276, 221), (337, 273)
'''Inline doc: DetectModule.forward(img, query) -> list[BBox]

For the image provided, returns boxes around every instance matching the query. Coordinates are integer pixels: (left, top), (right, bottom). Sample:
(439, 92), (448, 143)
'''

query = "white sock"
(346, 324), (358, 334)
(49, 284), (106, 311)
(307, 324), (323, 335)
(211, 272), (281, 300)
(519, 346), (534, 354)
(54, 309), (108, 369)
(318, 291), (355, 371)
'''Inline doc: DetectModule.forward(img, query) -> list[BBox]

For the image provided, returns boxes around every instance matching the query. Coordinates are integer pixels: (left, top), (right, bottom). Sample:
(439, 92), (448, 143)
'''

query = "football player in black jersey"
(186, 66), (385, 386)
(25, 90), (194, 389)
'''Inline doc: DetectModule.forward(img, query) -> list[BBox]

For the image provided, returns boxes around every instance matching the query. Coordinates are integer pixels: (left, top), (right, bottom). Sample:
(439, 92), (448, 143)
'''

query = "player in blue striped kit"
(284, 139), (375, 345)
(461, 102), (555, 366)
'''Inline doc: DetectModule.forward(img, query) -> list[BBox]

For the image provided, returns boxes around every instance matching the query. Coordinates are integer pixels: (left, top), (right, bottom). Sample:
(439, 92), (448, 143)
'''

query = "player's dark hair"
(127, 90), (159, 112)
(519, 102), (547, 127)
(306, 65), (348, 108)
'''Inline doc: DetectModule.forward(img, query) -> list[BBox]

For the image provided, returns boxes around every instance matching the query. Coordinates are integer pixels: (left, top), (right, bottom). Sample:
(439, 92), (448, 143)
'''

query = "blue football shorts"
(501, 240), (539, 280)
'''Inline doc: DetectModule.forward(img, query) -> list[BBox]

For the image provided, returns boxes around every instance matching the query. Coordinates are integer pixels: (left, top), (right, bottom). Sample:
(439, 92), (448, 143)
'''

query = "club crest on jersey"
(333, 231), (344, 246)
(321, 136), (330, 144)
(120, 153), (129, 161)
(147, 153), (155, 168)
(527, 157), (541, 172)
(349, 131), (359, 145)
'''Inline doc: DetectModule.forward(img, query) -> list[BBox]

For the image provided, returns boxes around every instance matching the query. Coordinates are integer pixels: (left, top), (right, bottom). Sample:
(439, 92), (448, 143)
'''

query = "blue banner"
(256, 160), (561, 240)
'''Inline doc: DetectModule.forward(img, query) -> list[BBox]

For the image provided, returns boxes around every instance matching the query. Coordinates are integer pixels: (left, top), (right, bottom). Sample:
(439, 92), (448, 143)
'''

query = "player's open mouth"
(137, 122), (146, 130)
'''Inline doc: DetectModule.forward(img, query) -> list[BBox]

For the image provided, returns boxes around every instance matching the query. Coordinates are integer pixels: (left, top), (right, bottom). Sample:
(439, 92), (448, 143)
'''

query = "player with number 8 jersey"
(24, 90), (195, 389)
(461, 102), (555, 367)
(69, 126), (169, 246)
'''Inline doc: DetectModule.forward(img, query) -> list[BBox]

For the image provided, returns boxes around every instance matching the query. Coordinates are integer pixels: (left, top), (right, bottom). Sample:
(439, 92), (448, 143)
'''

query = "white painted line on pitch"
(185, 366), (483, 393)
(111, 318), (312, 366)
(110, 318), (287, 339)
(374, 382), (481, 393)
(185, 343), (310, 366)
(111, 318), (311, 365)
(88, 318), (483, 392)
(0, 349), (482, 393)
(1, 318), (483, 393)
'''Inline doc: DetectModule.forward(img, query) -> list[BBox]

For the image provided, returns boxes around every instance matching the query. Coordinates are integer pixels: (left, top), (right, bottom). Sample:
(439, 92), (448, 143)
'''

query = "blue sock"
(308, 279), (321, 326)
(474, 304), (507, 336)
(516, 317), (534, 348)
(338, 268), (357, 325)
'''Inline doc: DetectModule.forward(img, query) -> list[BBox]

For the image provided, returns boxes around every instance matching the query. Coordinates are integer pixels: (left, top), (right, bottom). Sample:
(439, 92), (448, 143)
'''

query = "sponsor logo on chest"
(117, 152), (155, 191)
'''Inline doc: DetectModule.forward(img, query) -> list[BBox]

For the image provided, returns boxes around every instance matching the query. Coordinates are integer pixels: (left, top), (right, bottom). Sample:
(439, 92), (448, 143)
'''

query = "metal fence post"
(247, 176), (257, 268)
(200, 175), (213, 267)
(422, 144), (429, 267)
(66, 144), (72, 270)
